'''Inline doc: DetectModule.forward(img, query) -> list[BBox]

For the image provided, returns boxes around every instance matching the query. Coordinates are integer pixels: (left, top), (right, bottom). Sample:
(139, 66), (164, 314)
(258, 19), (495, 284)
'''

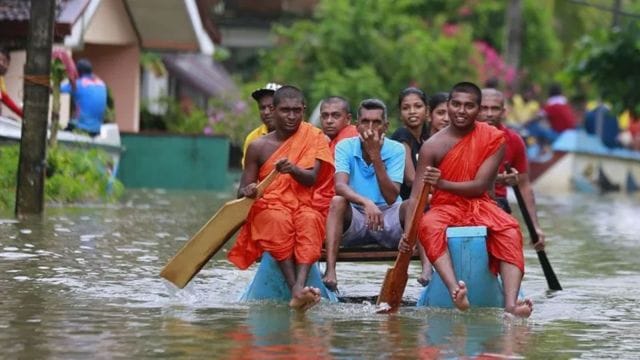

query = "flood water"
(1, 189), (639, 359)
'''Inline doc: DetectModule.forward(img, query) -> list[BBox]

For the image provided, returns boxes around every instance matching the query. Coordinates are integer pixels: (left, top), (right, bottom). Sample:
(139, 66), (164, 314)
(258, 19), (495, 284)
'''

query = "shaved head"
(479, 88), (506, 127)
(481, 88), (505, 105)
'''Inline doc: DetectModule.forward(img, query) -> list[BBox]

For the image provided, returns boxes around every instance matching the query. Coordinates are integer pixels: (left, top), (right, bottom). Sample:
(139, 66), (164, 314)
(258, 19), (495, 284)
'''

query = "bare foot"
(322, 271), (338, 292)
(505, 299), (533, 318)
(289, 286), (321, 312)
(417, 267), (432, 287)
(452, 280), (470, 311)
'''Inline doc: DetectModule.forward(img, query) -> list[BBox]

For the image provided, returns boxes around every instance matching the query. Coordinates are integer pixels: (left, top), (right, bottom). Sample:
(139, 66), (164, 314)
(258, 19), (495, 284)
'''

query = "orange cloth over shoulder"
(418, 121), (525, 274)
(313, 124), (359, 217)
(228, 122), (335, 269)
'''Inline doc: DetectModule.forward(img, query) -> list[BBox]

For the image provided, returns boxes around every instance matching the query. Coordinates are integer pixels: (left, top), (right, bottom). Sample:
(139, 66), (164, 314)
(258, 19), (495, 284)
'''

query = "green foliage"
(565, 24), (640, 115)
(0, 145), (124, 211)
(258, 0), (477, 115)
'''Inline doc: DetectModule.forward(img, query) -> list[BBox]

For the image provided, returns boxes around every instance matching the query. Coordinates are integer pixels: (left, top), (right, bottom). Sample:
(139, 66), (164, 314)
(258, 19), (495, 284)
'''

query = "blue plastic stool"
(239, 252), (338, 303)
(417, 226), (505, 308)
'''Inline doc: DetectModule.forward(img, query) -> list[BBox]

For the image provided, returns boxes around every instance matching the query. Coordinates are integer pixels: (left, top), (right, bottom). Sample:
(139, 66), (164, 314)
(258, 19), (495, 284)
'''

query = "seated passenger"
(322, 99), (410, 292)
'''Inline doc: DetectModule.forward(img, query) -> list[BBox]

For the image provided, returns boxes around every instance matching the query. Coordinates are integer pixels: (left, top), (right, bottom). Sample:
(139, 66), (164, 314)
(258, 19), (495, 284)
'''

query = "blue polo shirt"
(335, 137), (405, 206)
(61, 75), (107, 134)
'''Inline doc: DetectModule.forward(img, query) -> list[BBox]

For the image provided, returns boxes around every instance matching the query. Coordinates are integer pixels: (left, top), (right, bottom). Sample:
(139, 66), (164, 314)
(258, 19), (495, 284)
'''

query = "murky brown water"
(1, 189), (639, 359)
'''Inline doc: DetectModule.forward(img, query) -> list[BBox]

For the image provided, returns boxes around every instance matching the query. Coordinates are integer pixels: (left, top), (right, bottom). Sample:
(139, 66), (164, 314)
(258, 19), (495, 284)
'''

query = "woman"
(427, 92), (450, 136)
(391, 87), (432, 286)
(391, 87), (430, 200)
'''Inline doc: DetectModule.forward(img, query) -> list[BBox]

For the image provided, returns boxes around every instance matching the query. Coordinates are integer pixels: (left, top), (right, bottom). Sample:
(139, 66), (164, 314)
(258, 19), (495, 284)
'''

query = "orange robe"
(312, 124), (359, 216)
(228, 122), (335, 269)
(418, 121), (525, 275)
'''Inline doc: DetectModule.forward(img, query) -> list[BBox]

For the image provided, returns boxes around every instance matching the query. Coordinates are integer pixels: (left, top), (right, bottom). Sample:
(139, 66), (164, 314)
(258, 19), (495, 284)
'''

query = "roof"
(0, 0), (219, 52)
(162, 53), (237, 98)
(0, 0), (90, 44)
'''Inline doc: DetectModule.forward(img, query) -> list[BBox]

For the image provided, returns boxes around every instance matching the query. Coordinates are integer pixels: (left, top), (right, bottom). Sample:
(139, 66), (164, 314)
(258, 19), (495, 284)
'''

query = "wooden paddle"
(376, 182), (431, 312)
(505, 165), (562, 291)
(160, 170), (278, 288)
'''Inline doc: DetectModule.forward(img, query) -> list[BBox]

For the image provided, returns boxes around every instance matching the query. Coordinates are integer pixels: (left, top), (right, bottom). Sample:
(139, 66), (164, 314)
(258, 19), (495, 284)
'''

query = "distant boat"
(0, 116), (123, 185)
(0, 115), (121, 157)
(530, 130), (640, 194)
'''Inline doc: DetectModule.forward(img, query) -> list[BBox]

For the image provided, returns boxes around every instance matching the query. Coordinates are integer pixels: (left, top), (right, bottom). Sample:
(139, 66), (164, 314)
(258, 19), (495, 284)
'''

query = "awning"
(162, 53), (237, 98)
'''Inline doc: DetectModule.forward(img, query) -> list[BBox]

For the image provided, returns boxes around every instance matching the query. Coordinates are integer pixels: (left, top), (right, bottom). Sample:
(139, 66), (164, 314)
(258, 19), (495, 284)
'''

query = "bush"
(0, 145), (124, 211)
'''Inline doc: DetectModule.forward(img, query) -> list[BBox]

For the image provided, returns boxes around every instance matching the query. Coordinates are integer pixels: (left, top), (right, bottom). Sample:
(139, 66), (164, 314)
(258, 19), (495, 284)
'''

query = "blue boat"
(240, 252), (338, 303)
(240, 226), (511, 308)
(417, 226), (507, 308)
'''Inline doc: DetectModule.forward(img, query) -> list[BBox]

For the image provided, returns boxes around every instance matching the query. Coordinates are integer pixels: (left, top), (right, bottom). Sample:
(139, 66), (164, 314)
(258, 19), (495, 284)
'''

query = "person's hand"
(423, 166), (441, 186)
(275, 158), (297, 175)
(398, 234), (414, 254)
(503, 167), (520, 186)
(360, 129), (384, 161)
(533, 226), (545, 251)
(240, 183), (258, 198)
(362, 200), (384, 231)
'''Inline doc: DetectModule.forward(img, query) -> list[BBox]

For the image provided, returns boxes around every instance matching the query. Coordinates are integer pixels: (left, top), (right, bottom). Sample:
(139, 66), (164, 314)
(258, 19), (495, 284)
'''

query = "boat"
(0, 116), (122, 158)
(530, 129), (640, 194)
(417, 226), (506, 308)
(0, 116), (123, 182)
(239, 252), (338, 303)
(240, 226), (510, 308)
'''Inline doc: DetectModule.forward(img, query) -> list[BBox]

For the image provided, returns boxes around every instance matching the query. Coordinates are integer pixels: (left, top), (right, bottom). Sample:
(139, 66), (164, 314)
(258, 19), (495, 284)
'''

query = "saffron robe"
(228, 122), (335, 269)
(418, 121), (525, 274)
(313, 124), (359, 216)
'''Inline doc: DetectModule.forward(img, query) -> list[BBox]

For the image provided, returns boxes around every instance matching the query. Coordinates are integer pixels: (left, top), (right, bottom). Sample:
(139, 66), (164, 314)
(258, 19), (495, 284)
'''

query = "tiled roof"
(0, 0), (67, 21)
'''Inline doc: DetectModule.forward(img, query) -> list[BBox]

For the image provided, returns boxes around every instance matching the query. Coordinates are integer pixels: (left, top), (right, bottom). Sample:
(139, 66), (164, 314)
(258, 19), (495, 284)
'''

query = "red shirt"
(543, 103), (576, 132)
(495, 124), (528, 198)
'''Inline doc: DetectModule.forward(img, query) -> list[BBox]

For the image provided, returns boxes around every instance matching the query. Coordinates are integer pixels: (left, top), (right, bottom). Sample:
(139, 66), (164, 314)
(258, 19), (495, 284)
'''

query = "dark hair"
(548, 83), (562, 97)
(449, 81), (482, 105)
(0, 47), (10, 60)
(321, 96), (351, 115)
(428, 92), (449, 113)
(76, 58), (93, 76)
(357, 98), (387, 121)
(272, 85), (306, 107)
(397, 87), (428, 109)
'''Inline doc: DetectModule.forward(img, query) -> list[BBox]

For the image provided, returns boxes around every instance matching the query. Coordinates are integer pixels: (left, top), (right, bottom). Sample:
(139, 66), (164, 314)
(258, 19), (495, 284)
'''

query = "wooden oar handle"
(255, 170), (278, 198)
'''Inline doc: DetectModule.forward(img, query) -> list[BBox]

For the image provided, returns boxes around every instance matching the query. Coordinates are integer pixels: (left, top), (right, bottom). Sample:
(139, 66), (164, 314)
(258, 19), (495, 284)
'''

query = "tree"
(258, 0), (477, 115)
(565, 24), (640, 116)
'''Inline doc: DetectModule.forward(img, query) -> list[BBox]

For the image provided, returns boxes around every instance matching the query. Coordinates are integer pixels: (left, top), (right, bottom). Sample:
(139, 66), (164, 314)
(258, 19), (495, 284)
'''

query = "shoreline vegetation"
(0, 144), (124, 213)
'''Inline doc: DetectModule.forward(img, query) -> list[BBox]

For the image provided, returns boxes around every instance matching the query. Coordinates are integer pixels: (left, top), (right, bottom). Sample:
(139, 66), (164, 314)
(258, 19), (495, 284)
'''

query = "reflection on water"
(1, 190), (639, 359)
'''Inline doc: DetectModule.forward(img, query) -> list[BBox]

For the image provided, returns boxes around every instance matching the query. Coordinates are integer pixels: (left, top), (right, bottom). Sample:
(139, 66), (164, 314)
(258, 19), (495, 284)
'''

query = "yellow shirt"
(242, 124), (269, 168)
(509, 94), (540, 125)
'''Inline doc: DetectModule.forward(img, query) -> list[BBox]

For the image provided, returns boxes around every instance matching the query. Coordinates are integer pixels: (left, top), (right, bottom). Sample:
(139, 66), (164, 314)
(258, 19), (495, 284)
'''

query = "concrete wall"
(118, 133), (230, 190)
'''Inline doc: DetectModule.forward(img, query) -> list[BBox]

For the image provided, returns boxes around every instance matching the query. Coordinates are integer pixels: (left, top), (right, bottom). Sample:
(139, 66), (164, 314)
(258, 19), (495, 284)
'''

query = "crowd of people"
(504, 82), (640, 154)
(229, 81), (547, 318)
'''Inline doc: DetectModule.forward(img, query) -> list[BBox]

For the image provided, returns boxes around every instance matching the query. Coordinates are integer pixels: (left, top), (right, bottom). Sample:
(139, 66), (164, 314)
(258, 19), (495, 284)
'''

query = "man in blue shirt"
(322, 98), (409, 291)
(61, 59), (107, 137)
(584, 103), (621, 149)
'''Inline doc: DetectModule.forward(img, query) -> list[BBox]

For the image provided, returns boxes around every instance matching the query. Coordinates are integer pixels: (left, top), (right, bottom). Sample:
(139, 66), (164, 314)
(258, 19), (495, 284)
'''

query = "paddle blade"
(376, 267), (408, 312)
(160, 197), (253, 288)
(537, 250), (562, 291)
(160, 170), (279, 288)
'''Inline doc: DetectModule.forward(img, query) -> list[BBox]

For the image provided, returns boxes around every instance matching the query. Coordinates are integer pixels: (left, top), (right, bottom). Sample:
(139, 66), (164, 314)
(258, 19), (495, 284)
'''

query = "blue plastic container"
(239, 252), (338, 303)
(417, 226), (505, 308)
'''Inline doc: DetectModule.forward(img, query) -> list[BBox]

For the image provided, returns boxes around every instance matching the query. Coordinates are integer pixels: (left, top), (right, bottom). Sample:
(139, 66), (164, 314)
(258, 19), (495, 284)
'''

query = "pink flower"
(203, 126), (213, 135)
(442, 23), (460, 37)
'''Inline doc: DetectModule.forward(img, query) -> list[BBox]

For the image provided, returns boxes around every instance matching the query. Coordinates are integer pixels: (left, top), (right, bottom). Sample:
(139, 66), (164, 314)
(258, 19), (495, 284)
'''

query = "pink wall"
(76, 44), (140, 132)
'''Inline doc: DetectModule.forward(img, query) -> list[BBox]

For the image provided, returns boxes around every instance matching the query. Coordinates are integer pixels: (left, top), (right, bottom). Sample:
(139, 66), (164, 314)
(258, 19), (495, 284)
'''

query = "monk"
(228, 85), (334, 312)
(313, 96), (359, 217)
(401, 82), (533, 317)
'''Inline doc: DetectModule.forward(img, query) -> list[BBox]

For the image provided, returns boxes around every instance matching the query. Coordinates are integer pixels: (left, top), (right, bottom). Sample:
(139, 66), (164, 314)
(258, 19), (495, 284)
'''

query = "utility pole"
(505, 0), (523, 91)
(15, 0), (55, 217)
(612, 0), (622, 28)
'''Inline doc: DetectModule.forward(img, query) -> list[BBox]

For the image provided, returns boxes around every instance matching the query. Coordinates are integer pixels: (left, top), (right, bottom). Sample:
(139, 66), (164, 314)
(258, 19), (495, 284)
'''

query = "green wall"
(118, 134), (230, 190)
